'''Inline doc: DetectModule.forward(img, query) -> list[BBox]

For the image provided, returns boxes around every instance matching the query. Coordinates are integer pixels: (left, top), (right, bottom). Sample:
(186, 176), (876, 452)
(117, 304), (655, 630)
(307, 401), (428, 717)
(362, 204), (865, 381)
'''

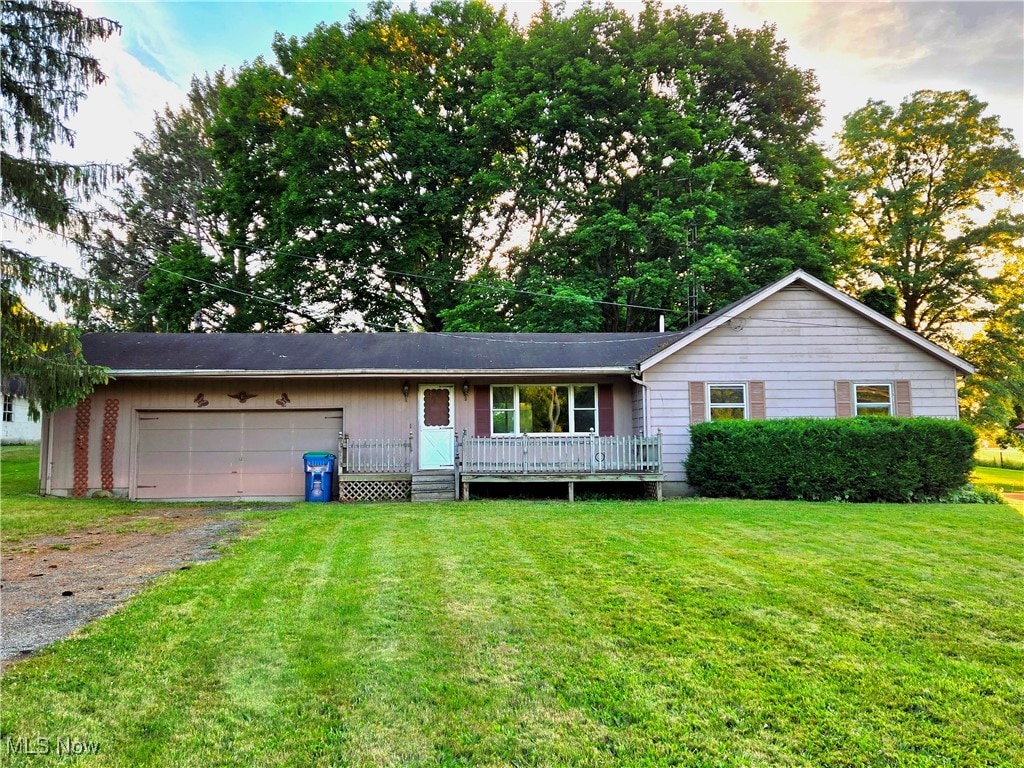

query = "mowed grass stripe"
(1, 501), (1021, 767)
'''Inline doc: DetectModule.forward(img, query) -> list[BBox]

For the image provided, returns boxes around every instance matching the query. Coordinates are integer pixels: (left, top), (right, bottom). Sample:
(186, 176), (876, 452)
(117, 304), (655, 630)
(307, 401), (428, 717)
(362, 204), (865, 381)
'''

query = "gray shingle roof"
(80, 332), (688, 375)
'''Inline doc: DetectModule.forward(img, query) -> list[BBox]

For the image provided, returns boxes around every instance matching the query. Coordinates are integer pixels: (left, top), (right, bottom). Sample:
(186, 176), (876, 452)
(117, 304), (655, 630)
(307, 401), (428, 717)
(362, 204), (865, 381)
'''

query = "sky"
(65, 0), (1021, 163)
(9, 0), (1024, 311)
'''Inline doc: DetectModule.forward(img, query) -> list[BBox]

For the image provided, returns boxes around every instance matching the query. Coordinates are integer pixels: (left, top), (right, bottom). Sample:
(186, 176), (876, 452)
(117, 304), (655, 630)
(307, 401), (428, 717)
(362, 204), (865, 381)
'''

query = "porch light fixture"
(462, 379), (471, 399)
(402, 381), (411, 401)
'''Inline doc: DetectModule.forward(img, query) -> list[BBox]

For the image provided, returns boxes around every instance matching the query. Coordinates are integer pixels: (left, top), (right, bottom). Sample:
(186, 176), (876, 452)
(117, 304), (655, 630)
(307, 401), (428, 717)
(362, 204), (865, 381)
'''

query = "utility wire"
(1, 211), (334, 327)
(4, 211), (885, 334)
(10, 189), (713, 318)
(3, 206), (692, 319)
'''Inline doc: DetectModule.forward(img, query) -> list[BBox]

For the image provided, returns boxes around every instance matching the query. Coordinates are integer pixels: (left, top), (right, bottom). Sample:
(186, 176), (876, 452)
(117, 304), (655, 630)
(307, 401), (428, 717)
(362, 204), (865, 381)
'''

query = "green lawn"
(976, 445), (1024, 470)
(0, 446), (218, 542)
(2, 493), (1022, 766)
(972, 465), (1024, 494)
(1, 445), (142, 540)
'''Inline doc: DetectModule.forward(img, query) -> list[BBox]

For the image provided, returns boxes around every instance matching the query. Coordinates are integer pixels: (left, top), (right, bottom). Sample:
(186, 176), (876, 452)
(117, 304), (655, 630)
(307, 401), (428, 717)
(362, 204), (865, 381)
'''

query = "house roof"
(80, 331), (688, 377)
(639, 270), (976, 375)
(80, 270), (975, 379)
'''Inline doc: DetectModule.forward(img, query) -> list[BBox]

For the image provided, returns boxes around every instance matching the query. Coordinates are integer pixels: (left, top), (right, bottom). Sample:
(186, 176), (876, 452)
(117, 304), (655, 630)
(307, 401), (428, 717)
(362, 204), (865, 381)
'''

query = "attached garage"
(134, 409), (342, 500)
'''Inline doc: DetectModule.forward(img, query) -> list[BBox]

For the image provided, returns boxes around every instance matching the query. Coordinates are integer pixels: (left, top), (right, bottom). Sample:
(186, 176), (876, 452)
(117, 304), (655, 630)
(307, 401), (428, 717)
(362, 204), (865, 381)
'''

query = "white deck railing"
(460, 432), (662, 475)
(340, 435), (413, 473)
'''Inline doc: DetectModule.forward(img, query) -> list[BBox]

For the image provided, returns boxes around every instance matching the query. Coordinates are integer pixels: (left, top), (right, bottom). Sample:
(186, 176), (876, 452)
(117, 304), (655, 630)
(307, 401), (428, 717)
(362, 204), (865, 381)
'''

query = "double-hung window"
(2, 395), (12, 423)
(708, 384), (747, 421)
(855, 384), (893, 416)
(491, 385), (598, 434)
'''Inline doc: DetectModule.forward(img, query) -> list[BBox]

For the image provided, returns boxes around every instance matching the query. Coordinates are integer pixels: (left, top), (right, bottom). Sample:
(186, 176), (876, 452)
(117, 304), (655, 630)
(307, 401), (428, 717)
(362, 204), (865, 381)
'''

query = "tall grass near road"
(976, 446), (1024, 470)
(2, 499), (1022, 767)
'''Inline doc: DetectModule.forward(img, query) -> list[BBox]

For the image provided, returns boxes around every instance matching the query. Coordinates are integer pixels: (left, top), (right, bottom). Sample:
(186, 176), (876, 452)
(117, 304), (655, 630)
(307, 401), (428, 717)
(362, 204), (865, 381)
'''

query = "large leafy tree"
(1, 0), (118, 415)
(454, 2), (840, 332)
(93, 1), (837, 334)
(86, 74), (225, 331)
(202, 0), (837, 333)
(957, 257), (1024, 447)
(209, 0), (516, 331)
(834, 90), (1024, 342)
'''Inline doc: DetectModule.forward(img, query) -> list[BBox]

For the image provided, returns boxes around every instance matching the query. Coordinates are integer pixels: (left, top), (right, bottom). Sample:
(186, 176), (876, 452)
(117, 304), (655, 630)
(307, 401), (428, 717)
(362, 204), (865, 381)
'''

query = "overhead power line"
(5, 210), (882, 335)
(1, 211), (333, 328)
(3, 207), (692, 321)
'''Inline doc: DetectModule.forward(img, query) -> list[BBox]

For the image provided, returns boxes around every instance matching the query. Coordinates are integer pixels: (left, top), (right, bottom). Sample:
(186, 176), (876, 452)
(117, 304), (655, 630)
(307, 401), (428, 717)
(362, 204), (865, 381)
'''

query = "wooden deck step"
(411, 472), (457, 502)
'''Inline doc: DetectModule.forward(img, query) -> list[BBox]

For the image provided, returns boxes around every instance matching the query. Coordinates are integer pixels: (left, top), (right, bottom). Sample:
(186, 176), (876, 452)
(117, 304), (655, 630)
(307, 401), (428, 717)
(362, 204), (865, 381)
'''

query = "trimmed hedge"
(685, 417), (977, 502)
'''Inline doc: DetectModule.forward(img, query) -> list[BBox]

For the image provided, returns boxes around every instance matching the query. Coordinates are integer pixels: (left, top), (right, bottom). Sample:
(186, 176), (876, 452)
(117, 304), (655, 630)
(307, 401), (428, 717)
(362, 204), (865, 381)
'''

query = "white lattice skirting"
(338, 479), (412, 502)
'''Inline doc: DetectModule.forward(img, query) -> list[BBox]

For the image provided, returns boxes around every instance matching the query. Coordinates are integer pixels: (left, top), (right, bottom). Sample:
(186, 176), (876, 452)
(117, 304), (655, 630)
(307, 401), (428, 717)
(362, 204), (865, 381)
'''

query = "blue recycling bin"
(302, 452), (336, 502)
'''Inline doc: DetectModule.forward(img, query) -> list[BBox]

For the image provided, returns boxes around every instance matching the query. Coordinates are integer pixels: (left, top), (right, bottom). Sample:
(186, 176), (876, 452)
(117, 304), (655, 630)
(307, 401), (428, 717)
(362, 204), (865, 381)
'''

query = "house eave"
(104, 367), (636, 379)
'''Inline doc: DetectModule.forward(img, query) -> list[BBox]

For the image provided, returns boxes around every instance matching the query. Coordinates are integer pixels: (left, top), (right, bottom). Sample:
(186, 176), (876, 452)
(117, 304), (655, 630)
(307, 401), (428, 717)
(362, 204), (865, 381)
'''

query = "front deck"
(338, 432), (663, 502)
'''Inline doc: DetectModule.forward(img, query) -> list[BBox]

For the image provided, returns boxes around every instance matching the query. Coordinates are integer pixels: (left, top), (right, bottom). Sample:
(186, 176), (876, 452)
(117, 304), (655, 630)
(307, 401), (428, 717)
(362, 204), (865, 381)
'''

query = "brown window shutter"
(835, 381), (853, 418)
(748, 381), (766, 420)
(597, 384), (614, 436)
(894, 380), (913, 417)
(474, 385), (491, 437)
(689, 381), (706, 424)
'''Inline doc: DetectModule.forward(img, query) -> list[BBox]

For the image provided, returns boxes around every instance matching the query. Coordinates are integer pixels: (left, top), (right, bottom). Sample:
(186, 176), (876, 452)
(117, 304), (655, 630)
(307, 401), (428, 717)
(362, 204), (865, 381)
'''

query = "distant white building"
(1, 378), (41, 444)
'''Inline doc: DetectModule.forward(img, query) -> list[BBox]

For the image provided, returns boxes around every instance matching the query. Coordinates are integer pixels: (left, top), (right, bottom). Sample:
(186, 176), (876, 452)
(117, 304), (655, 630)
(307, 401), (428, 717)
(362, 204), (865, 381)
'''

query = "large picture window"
(708, 384), (747, 421)
(855, 384), (893, 416)
(491, 385), (598, 434)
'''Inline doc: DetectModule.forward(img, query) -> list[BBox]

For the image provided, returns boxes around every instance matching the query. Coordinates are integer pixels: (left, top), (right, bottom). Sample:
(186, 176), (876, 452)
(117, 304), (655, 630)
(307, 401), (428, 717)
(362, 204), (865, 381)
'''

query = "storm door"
(418, 385), (455, 470)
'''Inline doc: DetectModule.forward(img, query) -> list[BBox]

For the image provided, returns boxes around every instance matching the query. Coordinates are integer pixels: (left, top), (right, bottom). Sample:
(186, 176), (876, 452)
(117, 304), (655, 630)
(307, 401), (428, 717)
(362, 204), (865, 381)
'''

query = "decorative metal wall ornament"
(194, 393), (210, 407)
(275, 393), (291, 407)
(228, 391), (257, 403)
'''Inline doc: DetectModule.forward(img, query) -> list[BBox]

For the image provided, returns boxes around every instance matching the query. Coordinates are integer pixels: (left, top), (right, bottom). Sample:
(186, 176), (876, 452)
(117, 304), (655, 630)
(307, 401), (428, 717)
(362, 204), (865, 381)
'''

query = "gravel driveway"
(1, 508), (243, 669)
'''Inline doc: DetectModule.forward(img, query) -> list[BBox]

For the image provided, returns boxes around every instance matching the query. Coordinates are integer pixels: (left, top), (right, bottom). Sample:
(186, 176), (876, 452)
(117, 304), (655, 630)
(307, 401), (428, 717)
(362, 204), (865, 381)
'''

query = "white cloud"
(12, 7), (187, 319)
(57, 31), (186, 166)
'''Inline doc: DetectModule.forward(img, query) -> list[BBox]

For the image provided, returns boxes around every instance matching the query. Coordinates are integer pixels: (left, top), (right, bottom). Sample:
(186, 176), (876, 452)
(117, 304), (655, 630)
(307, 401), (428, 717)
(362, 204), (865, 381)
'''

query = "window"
(2, 395), (12, 423)
(855, 384), (892, 416)
(708, 384), (746, 421)
(491, 385), (598, 434)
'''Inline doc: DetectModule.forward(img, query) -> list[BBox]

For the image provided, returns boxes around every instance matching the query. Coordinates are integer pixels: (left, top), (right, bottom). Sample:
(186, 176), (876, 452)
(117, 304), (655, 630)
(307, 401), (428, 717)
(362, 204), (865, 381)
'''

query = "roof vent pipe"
(659, 315), (665, 333)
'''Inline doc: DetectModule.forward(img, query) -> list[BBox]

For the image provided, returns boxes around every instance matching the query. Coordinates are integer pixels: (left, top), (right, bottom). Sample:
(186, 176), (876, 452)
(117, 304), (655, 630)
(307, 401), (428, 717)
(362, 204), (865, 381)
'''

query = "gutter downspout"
(630, 370), (650, 437)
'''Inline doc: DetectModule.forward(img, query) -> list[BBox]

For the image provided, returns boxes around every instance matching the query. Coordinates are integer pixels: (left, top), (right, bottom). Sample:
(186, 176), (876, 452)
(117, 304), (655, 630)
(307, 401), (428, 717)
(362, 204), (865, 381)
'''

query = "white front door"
(418, 385), (455, 470)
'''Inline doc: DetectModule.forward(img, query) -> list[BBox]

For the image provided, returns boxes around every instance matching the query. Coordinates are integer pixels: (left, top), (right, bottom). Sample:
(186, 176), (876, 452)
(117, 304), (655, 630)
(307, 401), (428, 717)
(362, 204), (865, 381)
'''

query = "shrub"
(937, 484), (1005, 505)
(685, 417), (977, 502)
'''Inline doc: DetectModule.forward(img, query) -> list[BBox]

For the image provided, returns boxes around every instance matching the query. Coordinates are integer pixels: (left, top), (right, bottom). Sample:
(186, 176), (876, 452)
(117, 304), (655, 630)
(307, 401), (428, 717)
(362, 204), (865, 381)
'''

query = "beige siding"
(44, 374), (637, 498)
(645, 286), (964, 493)
(631, 381), (645, 435)
(44, 377), (418, 498)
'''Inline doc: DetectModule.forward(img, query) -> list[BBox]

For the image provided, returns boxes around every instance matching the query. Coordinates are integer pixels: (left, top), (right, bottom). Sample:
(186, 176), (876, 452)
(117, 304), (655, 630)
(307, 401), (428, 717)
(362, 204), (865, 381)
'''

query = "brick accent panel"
(101, 398), (120, 492)
(73, 398), (92, 498)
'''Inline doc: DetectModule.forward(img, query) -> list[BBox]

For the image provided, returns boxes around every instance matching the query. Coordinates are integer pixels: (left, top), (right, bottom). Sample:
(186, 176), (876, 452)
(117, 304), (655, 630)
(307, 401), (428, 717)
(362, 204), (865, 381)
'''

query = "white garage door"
(135, 410), (343, 500)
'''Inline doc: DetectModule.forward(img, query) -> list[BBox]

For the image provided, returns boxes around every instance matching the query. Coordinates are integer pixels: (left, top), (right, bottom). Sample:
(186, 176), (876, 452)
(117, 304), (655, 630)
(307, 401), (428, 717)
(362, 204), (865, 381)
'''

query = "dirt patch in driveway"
(1, 507), (252, 669)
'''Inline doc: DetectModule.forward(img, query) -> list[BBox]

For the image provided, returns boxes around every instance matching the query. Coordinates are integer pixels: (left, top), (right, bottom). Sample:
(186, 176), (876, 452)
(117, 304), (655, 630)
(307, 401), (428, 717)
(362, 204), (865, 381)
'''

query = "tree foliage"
(489, 2), (839, 331)
(957, 257), (1024, 447)
(85, 73), (249, 331)
(1, 0), (118, 415)
(95, 0), (831, 333)
(207, 0), (516, 331)
(834, 90), (1024, 342)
